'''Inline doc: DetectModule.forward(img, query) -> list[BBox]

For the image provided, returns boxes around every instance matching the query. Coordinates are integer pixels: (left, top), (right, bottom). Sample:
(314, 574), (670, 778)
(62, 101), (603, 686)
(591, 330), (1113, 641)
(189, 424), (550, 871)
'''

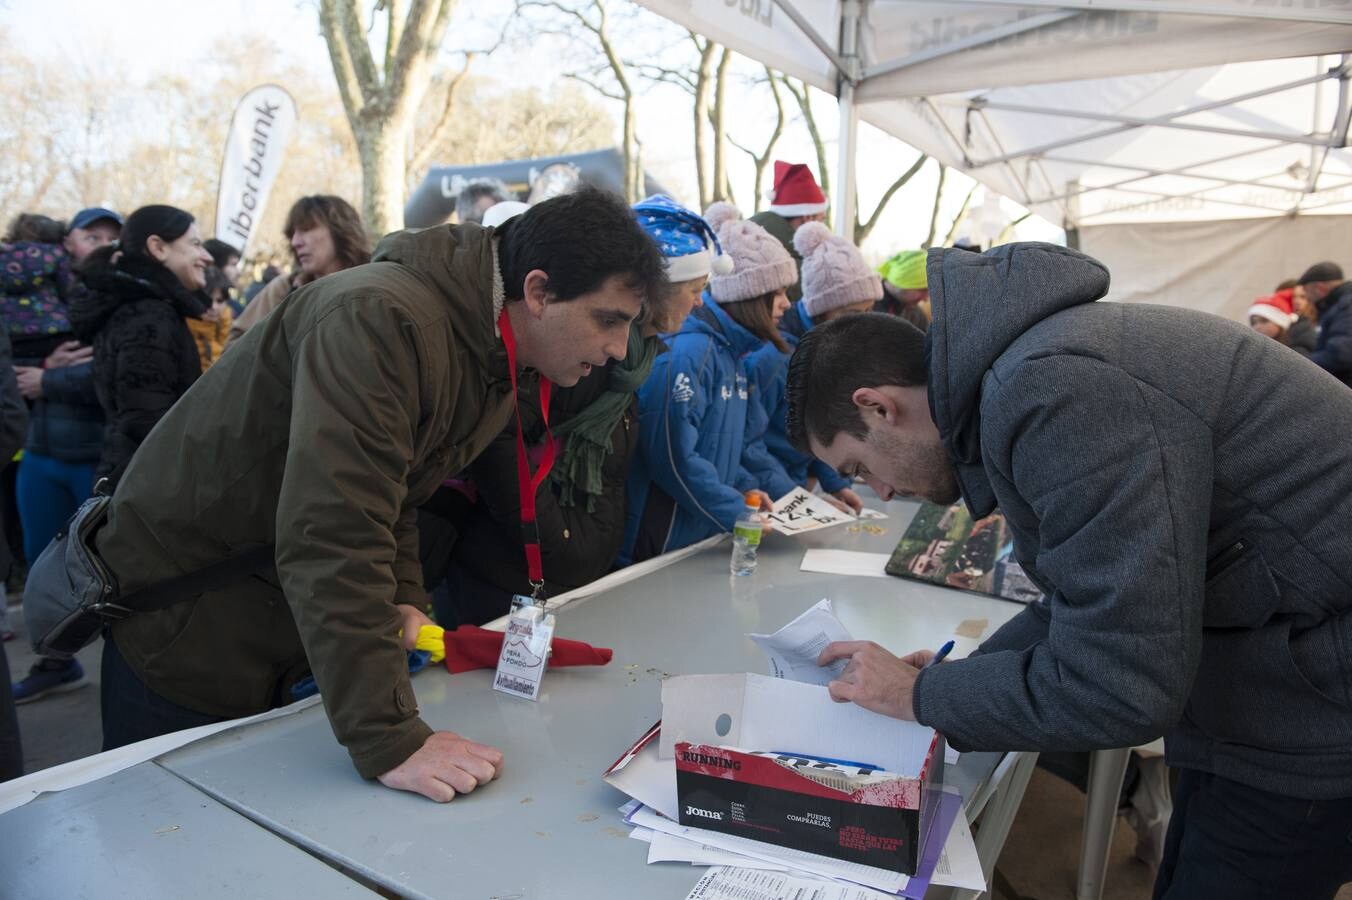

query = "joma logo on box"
(685, 805), (724, 821)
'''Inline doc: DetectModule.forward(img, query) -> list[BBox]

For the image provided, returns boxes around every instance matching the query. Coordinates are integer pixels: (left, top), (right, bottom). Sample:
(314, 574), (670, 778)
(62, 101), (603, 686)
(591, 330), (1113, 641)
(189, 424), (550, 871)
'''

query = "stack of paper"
(601, 599), (982, 899)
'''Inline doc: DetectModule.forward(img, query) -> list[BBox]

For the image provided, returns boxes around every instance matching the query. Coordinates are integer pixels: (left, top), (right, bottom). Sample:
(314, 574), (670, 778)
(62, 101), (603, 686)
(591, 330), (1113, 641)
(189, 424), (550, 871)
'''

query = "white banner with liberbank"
(215, 84), (297, 255)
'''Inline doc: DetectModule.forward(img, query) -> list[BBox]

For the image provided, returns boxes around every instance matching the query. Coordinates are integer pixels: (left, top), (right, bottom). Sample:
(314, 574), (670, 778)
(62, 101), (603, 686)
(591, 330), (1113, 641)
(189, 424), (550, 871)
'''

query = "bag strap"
(118, 544), (277, 613)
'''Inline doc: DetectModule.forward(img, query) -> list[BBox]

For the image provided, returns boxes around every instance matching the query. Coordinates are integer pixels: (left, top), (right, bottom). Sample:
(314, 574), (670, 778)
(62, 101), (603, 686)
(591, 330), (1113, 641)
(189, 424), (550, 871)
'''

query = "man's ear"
(521, 269), (552, 318)
(852, 386), (899, 425)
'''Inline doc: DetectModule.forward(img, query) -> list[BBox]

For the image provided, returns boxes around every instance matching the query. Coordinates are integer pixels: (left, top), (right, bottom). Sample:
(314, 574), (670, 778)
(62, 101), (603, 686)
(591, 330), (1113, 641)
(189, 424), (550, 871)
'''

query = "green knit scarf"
(550, 325), (658, 512)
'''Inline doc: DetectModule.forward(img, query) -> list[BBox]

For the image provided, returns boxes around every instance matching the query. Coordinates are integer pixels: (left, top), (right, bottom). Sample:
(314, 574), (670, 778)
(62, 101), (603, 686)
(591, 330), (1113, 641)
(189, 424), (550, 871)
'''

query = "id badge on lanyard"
(492, 309), (557, 701)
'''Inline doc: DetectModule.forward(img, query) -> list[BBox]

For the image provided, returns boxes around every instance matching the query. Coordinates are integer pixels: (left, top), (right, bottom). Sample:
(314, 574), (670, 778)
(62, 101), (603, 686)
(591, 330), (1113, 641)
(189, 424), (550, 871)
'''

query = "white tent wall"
(1079, 214), (1352, 320)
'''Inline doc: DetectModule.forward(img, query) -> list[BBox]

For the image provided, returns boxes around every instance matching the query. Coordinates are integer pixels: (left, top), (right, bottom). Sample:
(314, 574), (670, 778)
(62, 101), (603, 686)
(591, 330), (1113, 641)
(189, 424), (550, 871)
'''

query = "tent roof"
(635, 0), (1352, 226)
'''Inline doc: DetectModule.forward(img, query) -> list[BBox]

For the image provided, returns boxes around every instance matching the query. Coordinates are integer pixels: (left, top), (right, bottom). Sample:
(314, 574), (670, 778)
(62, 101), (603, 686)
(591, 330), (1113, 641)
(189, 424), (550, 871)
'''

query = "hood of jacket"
(927, 242), (1109, 506)
(684, 295), (766, 359)
(371, 223), (503, 374)
(69, 256), (209, 343)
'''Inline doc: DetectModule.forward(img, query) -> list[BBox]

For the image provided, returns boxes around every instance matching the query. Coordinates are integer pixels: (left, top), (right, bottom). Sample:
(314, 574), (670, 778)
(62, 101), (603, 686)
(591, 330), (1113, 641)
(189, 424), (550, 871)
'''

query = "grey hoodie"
(912, 243), (1352, 800)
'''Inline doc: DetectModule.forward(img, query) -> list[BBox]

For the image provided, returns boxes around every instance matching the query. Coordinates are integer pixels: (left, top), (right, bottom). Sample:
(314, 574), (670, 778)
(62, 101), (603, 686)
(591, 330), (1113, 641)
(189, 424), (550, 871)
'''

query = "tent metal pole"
(770, 0), (850, 82)
(898, 0), (1352, 27)
(965, 69), (1338, 166)
(1301, 56), (1352, 204)
(834, 0), (862, 236)
(862, 10), (1079, 81)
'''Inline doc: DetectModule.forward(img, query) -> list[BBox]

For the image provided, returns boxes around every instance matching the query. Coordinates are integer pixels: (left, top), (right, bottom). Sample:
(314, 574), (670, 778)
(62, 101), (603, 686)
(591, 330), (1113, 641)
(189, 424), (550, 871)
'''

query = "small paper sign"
(493, 597), (554, 701)
(764, 487), (887, 535)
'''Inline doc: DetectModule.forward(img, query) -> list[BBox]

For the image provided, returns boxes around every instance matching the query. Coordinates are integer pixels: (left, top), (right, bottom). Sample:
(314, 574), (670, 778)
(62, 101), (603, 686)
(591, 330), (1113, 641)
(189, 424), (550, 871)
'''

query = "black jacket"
(1311, 281), (1352, 386)
(0, 332), (28, 577)
(437, 359), (640, 617)
(68, 259), (205, 484)
(1287, 316), (1317, 358)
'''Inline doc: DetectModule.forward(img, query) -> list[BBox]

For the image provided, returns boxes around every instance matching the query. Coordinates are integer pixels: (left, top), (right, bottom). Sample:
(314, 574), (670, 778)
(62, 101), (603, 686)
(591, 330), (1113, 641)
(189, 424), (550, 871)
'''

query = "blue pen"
(923, 640), (955, 670)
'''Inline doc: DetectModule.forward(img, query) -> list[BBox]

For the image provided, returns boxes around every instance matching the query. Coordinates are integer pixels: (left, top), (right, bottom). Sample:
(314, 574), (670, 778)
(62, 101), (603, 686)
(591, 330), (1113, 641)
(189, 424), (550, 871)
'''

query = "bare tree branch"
(854, 152), (928, 244)
(384, 0), (406, 78)
(782, 76), (830, 224)
(318, 0), (369, 124)
(996, 211), (1032, 245)
(409, 52), (476, 175)
(923, 163), (947, 249)
(942, 183), (980, 247)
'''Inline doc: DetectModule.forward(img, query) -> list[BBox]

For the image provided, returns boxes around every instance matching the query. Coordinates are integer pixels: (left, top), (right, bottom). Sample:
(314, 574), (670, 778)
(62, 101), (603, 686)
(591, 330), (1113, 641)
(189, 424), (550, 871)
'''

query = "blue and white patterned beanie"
(632, 195), (734, 283)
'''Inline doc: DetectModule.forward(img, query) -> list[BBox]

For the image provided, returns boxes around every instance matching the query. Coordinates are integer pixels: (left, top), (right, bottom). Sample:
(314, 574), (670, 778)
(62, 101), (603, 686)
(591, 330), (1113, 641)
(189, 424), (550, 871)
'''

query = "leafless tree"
(318, 0), (464, 234)
(854, 153), (928, 245)
(726, 70), (787, 214)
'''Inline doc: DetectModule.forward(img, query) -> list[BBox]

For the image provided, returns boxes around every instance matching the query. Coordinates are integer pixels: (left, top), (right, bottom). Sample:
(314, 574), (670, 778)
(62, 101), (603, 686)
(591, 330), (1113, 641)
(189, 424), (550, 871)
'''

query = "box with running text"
(659, 673), (944, 874)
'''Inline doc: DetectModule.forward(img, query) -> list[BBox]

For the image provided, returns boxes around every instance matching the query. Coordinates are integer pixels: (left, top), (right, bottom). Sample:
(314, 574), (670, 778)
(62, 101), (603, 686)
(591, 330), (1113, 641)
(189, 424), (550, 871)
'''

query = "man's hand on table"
(822, 487), (864, 515)
(817, 641), (937, 721)
(378, 731), (505, 802)
(395, 603), (435, 649)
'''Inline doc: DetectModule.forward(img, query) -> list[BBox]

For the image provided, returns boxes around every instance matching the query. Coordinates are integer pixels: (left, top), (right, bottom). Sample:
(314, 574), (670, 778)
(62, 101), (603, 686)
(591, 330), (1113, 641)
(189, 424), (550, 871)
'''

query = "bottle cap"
(744, 491), (762, 507)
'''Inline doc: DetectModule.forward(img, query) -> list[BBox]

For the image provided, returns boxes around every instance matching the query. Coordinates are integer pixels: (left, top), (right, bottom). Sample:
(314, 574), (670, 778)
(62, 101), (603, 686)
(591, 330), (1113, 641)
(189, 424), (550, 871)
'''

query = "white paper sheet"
(800, 549), (891, 578)
(648, 831), (789, 870)
(627, 803), (907, 894)
(685, 866), (899, 900)
(765, 487), (856, 535)
(748, 598), (853, 685)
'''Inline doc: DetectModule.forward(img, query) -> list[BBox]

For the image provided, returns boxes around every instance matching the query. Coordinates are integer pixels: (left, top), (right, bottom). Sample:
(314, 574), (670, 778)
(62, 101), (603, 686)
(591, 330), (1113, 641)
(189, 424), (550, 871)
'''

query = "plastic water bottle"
(730, 492), (763, 576)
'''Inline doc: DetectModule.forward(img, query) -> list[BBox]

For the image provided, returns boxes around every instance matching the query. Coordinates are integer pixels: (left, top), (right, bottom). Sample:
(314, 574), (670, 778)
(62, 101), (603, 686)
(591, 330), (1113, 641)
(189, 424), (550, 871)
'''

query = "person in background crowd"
(876, 249), (932, 333)
(69, 205), (210, 485)
(241, 264), (282, 306)
(430, 195), (727, 625)
(622, 202), (799, 564)
(185, 266), (234, 370)
(0, 331), (29, 643)
(791, 245), (1352, 899)
(225, 195), (370, 347)
(0, 330), (27, 778)
(204, 238), (244, 317)
(456, 178), (513, 225)
(746, 222), (877, 514)
(750, 161), (829, 303)
(83, 187), (662, 803)
(4, 208), (118, 701)
(1273, 278), (1318, 356)
(1246, 289), (1308, 357)
(1297, 261), (1352, 386)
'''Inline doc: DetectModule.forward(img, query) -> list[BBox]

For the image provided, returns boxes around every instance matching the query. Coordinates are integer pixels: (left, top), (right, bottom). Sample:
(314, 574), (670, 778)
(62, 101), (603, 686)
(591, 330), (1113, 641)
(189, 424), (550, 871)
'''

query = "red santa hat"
(1248, 288), (1297, 327)
(766, 161), (828, 217)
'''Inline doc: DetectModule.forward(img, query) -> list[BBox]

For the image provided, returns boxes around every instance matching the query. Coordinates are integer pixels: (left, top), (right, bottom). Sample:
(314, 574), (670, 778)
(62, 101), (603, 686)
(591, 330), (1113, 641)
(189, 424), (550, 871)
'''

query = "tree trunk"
(622, 98), (641, 202)
(711, 46), (732, 203)
(923, 164), (947, 249)
(356, 112), (408, 237)
(693, 39), (715, 211)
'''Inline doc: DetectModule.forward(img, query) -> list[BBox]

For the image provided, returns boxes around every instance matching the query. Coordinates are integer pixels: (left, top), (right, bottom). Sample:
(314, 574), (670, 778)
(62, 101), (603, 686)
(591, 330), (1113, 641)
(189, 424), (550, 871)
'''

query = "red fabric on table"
(441, 624), (614, 674)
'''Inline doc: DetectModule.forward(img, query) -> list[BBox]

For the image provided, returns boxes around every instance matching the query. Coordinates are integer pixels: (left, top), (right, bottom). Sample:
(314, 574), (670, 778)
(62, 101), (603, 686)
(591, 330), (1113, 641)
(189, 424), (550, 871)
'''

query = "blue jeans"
(1154, 768), (1352, 899)
(16, 452), (95, 563)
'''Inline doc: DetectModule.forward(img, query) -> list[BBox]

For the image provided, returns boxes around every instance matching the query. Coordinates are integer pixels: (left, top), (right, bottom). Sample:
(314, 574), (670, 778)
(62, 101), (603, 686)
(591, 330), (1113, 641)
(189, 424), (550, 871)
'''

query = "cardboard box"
(658, 673), (944, 875)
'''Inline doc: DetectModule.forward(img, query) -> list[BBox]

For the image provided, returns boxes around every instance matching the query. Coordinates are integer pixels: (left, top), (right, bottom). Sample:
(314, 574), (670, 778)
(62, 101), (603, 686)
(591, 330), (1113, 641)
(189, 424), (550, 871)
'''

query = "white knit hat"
(794, 223), (883, 318)
(703, 202), (799, 304)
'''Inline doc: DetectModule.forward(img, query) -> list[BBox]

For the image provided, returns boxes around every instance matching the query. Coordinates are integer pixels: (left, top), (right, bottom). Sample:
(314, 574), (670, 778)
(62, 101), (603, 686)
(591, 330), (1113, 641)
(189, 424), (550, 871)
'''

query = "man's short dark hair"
(786, 312), (928, 452)
(1297, 261), (1343, 285)
(497, 186), (665, 304)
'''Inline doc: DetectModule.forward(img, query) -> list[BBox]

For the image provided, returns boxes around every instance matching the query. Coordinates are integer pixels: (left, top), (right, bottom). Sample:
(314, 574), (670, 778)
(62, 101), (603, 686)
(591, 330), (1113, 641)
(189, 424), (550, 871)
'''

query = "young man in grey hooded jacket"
(790, 242), (1352, 900)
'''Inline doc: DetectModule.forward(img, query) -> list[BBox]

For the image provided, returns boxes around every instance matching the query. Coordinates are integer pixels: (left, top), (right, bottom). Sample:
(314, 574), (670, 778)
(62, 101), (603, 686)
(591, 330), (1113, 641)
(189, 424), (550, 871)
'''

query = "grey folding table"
(0, 762), (375, 898)
(154, 497), (1034, 899)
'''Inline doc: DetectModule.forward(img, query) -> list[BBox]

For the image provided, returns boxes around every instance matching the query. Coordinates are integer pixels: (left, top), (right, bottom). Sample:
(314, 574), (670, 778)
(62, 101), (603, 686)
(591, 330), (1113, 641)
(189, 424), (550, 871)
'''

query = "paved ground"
(3, 598), (1349, 900)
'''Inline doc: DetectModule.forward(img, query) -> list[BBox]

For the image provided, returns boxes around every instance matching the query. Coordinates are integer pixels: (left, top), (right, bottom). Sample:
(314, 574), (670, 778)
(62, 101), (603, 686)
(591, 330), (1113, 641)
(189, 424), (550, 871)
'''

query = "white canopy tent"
(634, 1), (1352, 315)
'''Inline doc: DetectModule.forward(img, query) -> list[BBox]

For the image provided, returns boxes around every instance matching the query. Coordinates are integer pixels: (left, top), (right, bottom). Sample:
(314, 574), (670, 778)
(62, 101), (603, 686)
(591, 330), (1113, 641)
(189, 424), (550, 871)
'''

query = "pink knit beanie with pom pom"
(703, 201), (799, 304)
(793, 222), (883, 318)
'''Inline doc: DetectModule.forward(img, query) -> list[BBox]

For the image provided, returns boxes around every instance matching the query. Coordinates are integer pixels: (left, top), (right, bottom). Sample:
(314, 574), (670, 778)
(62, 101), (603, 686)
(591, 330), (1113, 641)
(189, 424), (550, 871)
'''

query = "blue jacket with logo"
(745, 301), (851, 494)
(623, 300), (793, 559)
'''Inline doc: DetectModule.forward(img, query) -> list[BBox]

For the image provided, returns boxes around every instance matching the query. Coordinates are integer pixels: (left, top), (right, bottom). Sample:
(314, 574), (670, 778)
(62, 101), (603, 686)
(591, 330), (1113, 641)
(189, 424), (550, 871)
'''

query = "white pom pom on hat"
(711, 252), (735, 276)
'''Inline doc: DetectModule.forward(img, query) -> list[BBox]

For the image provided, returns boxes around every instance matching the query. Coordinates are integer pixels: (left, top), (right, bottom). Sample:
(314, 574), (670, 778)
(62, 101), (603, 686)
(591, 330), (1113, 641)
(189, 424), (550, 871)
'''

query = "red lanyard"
(498, 310), (555, 598)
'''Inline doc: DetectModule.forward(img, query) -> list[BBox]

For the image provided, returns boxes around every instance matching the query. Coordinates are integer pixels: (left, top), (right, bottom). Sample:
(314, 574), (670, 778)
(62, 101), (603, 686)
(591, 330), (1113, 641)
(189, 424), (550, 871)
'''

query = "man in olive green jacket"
(96, 189), (664, 802)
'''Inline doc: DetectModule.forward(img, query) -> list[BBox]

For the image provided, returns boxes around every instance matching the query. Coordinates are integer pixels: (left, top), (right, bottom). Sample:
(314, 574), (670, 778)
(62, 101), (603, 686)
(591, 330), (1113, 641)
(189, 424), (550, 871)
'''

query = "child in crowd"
(186, 266), (234, 370)
(1248, 288), (1310, 357)
(746, 222), (880, 513)
(622, 202), (799, 563)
